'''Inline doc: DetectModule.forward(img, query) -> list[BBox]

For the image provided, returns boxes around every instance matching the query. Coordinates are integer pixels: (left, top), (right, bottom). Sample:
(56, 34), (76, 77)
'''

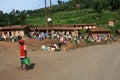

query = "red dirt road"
(0, 41), (120, 80)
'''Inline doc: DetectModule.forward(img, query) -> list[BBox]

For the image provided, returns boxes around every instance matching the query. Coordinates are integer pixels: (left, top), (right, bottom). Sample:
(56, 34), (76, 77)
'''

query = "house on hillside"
(74, 23), (97, 30)
(108, 19), (115, 27)
(29, 23), (98, 37)
(86, 28), (111, 40)
(0, 25), (28, 38)
(29, 25), (76, 36)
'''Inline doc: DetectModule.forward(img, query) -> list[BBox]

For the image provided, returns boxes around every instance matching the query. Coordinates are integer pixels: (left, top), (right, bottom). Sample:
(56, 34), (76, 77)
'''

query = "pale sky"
(0, 0), (68, 13)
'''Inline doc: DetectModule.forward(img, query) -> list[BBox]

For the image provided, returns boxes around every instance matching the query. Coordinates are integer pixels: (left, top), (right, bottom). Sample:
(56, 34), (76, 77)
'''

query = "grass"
(26, 9), (120, 27)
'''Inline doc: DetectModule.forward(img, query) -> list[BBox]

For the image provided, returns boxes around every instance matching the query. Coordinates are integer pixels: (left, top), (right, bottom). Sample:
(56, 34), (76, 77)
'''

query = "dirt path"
(0, 42), (120, 80)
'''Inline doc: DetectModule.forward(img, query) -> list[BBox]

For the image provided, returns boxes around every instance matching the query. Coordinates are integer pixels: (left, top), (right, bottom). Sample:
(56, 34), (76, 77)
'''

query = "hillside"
(26, 9), (120, 27)
(0, 0), (120, 27)
(25, 0), (120, 27)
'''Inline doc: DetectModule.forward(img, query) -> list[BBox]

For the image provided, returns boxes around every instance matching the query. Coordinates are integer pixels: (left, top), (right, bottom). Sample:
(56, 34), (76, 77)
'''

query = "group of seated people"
(0, 34), (25, 42)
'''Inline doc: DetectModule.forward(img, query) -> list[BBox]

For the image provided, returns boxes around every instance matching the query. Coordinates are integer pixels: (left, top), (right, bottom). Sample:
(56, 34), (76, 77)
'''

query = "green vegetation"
(26, 9), (120, 27)
(25, 0), (120, 26)
(26, 17), (46, 26)
(108, 22), (120, 36)
(0, 10), (26, 26)
(0, 0), (120, 28)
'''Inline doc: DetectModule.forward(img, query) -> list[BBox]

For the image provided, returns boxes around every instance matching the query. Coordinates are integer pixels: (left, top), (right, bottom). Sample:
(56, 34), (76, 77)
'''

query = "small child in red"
(19, 39), (28, 71)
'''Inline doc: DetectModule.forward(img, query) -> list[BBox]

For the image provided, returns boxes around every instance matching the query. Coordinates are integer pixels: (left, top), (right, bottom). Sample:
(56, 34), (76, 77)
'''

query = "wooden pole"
(50, 0), (52, 31)
(45, 0), (48, 35)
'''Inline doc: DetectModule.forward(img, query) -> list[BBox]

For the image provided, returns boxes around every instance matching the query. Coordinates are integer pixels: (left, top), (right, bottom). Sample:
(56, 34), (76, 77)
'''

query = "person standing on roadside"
(19, 39), (28, 71)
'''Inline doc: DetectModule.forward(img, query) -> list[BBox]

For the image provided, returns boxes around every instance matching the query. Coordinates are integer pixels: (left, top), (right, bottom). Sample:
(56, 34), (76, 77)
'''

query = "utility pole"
(44, 0), (53, 37)
(44, 0), (48, 35)
(50, 0), (52, 16)
(49, 0), (52, 31)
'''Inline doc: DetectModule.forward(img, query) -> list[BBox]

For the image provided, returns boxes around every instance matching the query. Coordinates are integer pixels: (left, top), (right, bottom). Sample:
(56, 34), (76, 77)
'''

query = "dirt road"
(0, 42), (120, 80)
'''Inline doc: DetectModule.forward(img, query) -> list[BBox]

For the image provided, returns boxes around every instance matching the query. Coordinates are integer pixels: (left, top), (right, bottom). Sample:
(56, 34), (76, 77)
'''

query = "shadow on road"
(27, 63), (35, 70)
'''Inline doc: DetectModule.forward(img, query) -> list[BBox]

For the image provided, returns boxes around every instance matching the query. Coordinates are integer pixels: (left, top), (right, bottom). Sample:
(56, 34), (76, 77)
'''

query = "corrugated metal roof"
(0, 25), (27, 30)
(87, 28), (111, 32)
(75, 23), (97, 26)
(36, 26), (75, 31)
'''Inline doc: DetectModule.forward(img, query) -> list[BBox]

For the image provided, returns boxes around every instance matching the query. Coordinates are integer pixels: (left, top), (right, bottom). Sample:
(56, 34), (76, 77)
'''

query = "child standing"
(19, 39), (28, 71)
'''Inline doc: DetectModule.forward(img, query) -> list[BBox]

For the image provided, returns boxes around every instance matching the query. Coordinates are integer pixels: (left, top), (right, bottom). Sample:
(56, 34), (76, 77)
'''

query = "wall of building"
(108, 20), (115, 27)
(91, 33), (111, 39)
(1, 30), (24, 37)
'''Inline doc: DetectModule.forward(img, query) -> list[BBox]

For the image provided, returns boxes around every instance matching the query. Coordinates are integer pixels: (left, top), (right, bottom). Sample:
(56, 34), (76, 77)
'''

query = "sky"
(0, 0), (68, 13)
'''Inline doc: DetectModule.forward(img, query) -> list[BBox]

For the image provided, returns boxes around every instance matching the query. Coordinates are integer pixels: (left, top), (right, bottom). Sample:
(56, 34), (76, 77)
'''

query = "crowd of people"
(28, 30), (116, 51)
(28, 31), (73, 41)
(0, 33), (25, 42)
(85, 34), (114, 43)
(0, 30), (115, 52)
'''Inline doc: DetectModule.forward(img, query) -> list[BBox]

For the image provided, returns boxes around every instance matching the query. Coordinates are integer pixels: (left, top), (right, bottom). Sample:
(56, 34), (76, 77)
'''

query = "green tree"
(0, 11), (8, 26)
(58, 0), (63, 5)
(109, 0), (120, 11)
(19, 11), (26, 24)
(71, 0), (81, 4)
(93, 0), (103, 14)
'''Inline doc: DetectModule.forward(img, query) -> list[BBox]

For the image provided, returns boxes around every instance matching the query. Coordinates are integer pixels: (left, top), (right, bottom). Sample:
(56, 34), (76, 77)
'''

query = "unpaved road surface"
(0, 42), (120, 80)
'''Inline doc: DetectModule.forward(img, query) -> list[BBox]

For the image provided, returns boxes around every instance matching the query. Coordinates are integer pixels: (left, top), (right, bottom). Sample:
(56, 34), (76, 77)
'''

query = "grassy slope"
(26, 9), (120, 27)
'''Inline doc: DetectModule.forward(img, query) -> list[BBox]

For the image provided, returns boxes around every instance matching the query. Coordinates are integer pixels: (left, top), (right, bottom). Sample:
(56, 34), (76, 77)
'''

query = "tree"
(93, 0), (103, 14)
(71, 0), (81, 4)
(58, 0), (63, 5)
(0, 10), (27, 26)
(107, 0), (120, 11)
(19, 11), (26, 24)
